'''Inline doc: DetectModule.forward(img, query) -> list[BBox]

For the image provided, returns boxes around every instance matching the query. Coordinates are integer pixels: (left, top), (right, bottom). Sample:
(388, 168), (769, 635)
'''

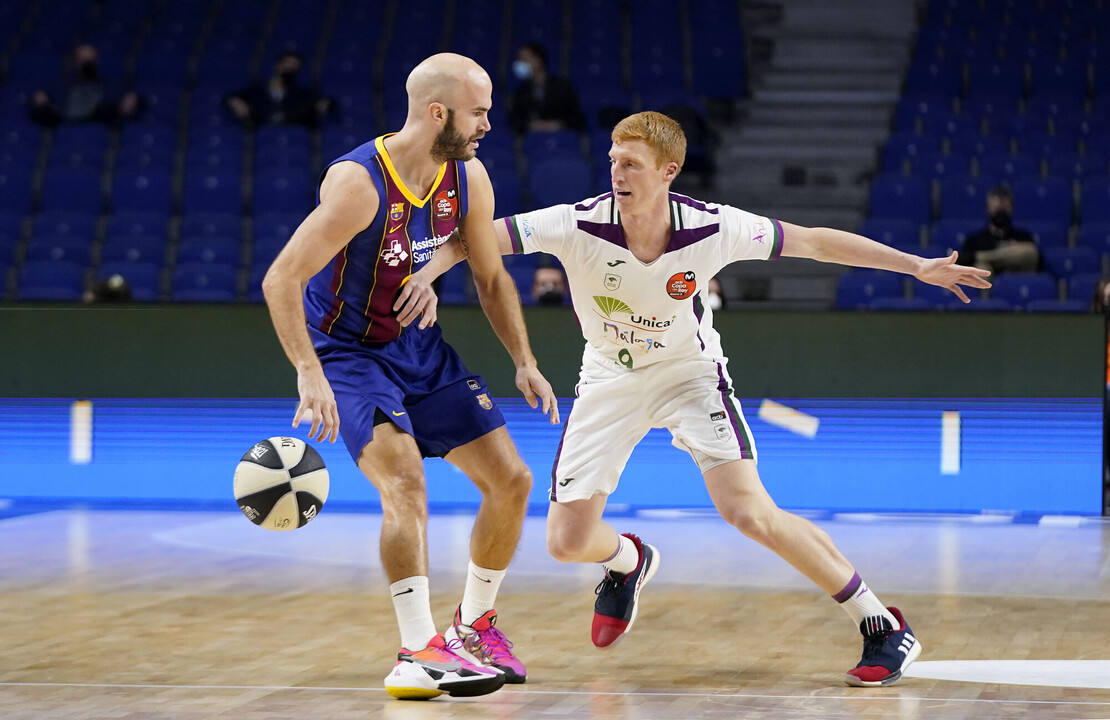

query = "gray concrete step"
(739, 102), (893, 129)
(755, 70), (903, 92)
(733, 124), (886, 145)
(750, 88), (901, 104)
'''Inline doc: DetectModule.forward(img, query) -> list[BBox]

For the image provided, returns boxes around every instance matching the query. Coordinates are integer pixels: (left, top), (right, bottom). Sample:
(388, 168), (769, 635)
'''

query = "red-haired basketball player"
(263, 54), (557, 699)
(407, 111), (992, 687)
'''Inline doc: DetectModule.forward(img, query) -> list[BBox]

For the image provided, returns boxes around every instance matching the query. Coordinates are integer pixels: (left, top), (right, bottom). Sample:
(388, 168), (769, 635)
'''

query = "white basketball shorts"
(549, 354), (757, 503)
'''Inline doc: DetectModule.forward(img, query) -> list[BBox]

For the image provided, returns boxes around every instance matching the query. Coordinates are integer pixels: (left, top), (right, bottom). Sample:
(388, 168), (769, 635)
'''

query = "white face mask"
(708, 292), (722, 311)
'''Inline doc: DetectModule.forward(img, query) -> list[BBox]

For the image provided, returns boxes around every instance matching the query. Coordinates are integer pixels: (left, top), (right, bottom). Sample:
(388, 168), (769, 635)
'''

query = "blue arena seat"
(1011, 177), (1073, 225)
(835, 270), (903, 310)
(1041, 247), (1099, 278)
(177, 237), (241, 266)
(868, 297), (932, 311)
(858, 218), (920, 250)
(100, 234), (166, 265)
(17, 260), (85, 300)
(945, 298), (1013, 312)
(1081, 178), (1110, 224)
(171, 262), (237, 302)
(1076, 222), (1110, 258)
(929, 218), (977, 251)
(868, 175), (930, 225)
(32, 211), (97, 240)
(25, 236), (93, 265)
(528, 157), (592, 209)
(112, 169), (173, 214)
(1023, 220), (1068, 248)
(105, 211), (169, 241)
(253, 169), (313, 215)
(1067, 273), (1100, 304)
(989, 273), (1058, 308)
(182, 169), (243, 215)
(0, 165), (33, 214)
(1025, 299), (1087, 313)
(40, 167), (104, 213)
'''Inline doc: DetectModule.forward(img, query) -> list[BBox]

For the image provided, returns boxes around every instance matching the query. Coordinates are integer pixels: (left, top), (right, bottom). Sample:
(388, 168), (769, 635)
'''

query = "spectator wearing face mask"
(531, 265), (567, 306)
(29, 43), (140, 127)
(956, 185), (1040, 275)
(707, 276), (727, 311)
(225, 51), (333, 128)
(507, 43), (586, 136)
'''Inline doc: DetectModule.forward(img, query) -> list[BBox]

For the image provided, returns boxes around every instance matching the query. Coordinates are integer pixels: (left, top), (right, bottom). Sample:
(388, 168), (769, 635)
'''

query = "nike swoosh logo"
(392, 587), (414, 596)
(606, 260), (626, 266)
(389, 224), (403, 233)
(392, 411), (406, 416)
(472, 573), (492, 583)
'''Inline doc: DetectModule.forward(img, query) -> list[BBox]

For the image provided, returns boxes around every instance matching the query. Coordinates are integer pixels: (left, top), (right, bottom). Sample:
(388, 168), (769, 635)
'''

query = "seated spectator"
(83, 274), (132, 303)
(29, 44), (140, 127)
(508, 43), (585, 135)
(707, 276), (727, 311)
(225, 51), (332, 128)
(957, 185), (1040, 274)
(532, 265), (567, 306)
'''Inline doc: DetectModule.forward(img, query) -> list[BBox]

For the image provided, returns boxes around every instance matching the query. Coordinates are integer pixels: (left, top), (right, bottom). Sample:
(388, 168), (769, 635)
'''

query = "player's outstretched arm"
(395, 218), (520, 327)
(262, 162), (378, 441)
(779, 221), (993, 303)
(458, 159), (559, 423)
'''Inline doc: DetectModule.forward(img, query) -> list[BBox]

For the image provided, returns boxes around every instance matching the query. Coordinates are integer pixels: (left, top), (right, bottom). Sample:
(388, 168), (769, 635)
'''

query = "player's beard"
(430, 109), (478, 162)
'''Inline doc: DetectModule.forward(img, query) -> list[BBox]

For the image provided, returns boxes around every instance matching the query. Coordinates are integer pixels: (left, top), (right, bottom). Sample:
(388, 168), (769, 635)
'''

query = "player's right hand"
(515, 364), (560, 425)
(293, 368), (340, 443)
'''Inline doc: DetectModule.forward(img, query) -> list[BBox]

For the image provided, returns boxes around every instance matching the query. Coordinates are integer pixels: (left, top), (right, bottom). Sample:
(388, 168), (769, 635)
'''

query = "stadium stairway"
(716, 0), (918, 309)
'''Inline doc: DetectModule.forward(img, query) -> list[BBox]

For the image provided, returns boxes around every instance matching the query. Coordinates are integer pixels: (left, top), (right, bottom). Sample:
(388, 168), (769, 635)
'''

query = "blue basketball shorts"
(308, 324), (506, 462)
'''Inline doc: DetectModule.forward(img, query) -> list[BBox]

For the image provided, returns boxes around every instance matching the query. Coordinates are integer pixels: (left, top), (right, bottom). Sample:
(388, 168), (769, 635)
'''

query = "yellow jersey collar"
(375, 134), (448, 207)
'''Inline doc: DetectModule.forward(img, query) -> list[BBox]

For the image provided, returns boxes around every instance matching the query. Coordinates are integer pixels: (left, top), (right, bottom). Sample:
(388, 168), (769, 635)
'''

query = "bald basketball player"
(263, 53), (557, 700)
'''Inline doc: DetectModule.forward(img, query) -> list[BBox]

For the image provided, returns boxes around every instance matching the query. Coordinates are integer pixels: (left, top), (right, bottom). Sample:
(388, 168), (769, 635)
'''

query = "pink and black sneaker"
(845, 607), (922, 687)
(444, 606), (527, 683)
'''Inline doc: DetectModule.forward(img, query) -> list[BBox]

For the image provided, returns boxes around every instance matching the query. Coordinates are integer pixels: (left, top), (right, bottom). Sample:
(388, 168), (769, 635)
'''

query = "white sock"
(833, 572), (897, 629)
(459, 561), (507, 625)
(602, 534), (638, 575)
(390, 576), (437, 650)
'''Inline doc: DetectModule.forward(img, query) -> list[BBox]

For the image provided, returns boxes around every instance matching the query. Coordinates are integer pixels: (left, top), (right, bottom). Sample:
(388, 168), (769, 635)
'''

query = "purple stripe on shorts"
(716, 362), (752, 458)
(833, 572), (863, 603)
(575, 192), (613, 211)
(577, 220), (626, 248)
(669, 192), (719, 214)
(549, 417), (572, 502)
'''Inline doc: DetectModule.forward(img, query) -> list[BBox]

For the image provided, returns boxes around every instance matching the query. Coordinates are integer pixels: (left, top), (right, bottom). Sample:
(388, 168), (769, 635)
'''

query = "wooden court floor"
(1, 508), (1108, 719)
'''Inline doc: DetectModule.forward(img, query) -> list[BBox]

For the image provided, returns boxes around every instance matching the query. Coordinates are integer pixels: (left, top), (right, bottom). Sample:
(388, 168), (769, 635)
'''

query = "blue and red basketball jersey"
(304, 135), (468, 345)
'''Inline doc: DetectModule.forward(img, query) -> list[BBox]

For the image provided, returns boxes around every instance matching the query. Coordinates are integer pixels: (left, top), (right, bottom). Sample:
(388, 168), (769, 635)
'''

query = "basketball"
(233, 437), (329, 531)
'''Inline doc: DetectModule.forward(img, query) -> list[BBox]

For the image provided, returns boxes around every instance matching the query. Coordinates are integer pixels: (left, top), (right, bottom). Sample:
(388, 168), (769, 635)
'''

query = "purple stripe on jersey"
(669, 193), (719, 214)
(770, 218), (785, 260)
(833, 572), (863, 603)
(505, 216), (524, 254)
(716, 362), (753, 458)
(693, 294), (706, 351)
(575, 192), (613, 211)
(666, 224), (719, 253)
(549, 417), (572, 502)
(577, 220), (627, 248)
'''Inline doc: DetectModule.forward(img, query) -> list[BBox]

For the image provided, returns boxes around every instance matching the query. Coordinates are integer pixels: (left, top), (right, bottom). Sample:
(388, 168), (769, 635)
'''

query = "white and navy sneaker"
(845, 607), (922, 687)
(591, 533), (660, 648)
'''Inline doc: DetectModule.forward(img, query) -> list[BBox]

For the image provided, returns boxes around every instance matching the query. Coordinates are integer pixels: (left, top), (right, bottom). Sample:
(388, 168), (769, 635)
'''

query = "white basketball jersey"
(504, 192), (783, 375)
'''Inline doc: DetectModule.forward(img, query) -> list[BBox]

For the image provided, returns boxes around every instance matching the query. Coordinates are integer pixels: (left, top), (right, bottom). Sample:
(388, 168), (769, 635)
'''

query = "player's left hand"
(393, 271), (438, 329)
(914, 251), (992, 303)
(516, 365), (560, 424)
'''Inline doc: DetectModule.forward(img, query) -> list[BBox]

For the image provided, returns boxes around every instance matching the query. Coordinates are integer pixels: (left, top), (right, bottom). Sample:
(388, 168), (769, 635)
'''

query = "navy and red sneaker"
(591, 533), (661, 648)
(845, 607), (922, 687)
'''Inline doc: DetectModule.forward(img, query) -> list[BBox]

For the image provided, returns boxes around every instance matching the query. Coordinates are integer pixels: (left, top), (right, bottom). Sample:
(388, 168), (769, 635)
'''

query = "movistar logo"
(593, 295), (633, 318)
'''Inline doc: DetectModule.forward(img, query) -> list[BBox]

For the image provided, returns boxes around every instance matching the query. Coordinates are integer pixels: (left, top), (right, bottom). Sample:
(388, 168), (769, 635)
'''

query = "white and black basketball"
(233, 437), (329, 531)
